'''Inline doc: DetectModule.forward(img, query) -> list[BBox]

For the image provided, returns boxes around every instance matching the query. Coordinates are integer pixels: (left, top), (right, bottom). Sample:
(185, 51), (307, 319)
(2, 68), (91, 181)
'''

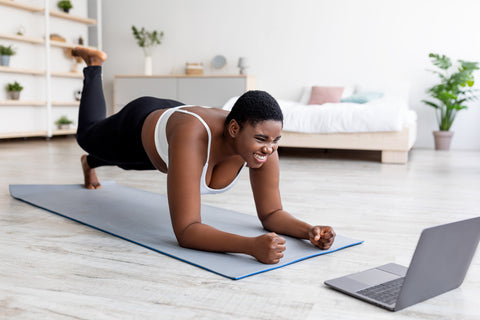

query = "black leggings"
(76, 66), (184, 170)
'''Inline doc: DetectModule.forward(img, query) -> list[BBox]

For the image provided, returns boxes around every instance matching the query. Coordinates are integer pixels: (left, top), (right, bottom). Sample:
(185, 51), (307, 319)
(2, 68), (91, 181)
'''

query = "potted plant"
(55, 115), (74, 130)
(57, 0), (73, 13)
(0, 45), (16, 66)
(131, 25), (164, 75)
(6, 81), (23, 100)
(422, 53), (479, 150)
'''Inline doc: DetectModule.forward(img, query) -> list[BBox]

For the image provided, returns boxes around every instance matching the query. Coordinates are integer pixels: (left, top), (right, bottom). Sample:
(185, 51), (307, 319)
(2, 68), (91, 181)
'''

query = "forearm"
(260, 210), (312, 240)
(176, 222), (254, 255)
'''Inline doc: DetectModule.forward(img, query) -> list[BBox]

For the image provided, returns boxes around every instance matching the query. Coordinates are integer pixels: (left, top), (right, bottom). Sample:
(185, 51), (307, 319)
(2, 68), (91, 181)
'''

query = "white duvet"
(223, 97), (417, 134)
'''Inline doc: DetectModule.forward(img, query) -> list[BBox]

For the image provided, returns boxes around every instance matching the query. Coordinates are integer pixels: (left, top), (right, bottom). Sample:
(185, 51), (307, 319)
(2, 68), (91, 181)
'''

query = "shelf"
(0, 0), (97, 25)
(0, 33), (96, 50)
(0, 0), (42, 13)
(0, 32), (43, 44)
(51, 128), (77, 135)
(50, 40), (96, 50)
(0, 100), (80, 106)
(0, 65), (44, 75)
(52, 101), (80, 106)
(0, 128), (76, 139)
(49, 10), (97, 25)
(0, 100), (45, 106)
(0, 130), (47, 139)
(0, 65), (83, 78)
(51, 71), (83, 78)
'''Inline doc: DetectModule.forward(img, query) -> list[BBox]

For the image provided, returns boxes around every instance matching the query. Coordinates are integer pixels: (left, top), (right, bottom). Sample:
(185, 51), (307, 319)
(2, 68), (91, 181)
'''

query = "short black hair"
(225, 90), (283, 128)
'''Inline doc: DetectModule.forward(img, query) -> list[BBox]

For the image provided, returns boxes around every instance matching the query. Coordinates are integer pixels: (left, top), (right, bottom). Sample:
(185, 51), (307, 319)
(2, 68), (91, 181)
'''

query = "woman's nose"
(262, 145), (273, 154)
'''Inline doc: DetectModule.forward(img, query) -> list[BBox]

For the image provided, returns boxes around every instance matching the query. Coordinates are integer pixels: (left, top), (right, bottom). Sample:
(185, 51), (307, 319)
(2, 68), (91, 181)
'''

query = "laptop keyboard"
(356, 277), (405, 305)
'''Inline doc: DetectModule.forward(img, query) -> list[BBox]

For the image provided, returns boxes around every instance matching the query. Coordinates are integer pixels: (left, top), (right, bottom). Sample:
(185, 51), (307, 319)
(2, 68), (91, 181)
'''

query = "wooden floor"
(1, 137), (479, 319)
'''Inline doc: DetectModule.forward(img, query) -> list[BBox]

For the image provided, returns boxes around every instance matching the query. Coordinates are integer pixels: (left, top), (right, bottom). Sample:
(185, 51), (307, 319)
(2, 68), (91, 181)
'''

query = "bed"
(223, 86), (417, 164)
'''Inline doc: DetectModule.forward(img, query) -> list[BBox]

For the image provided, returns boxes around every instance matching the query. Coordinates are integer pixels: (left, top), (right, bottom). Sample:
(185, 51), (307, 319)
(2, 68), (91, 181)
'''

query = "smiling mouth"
(254, 153), (267, 162)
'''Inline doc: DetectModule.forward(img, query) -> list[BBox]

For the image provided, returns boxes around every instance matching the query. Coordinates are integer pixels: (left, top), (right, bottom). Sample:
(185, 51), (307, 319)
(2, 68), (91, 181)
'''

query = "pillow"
(300, 85), (355, 104)
(341, 91), (383, 104)
(307, 86), (344, 105)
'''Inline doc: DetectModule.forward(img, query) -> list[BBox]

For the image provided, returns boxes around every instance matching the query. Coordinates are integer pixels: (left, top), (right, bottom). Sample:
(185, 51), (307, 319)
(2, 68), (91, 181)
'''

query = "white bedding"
(223, 97), (417, 134)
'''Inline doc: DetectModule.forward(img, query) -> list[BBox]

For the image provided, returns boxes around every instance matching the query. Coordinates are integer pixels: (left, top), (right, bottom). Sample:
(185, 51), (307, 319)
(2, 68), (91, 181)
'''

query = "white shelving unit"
(0, 0), (102, 139)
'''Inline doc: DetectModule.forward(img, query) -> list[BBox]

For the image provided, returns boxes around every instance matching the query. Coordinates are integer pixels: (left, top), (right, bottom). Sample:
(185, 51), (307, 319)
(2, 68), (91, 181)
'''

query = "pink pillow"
(307, 86), (344, 105)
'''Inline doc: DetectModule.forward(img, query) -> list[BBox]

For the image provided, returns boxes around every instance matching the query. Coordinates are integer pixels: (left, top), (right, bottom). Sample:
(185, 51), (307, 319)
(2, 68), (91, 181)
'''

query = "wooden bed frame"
(279, 122), (417, 164)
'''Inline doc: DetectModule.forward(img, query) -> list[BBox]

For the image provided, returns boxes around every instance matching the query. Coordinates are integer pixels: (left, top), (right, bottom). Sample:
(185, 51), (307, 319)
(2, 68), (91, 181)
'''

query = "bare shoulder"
(167, 107), (227, 135)
(186, 106), (229, 133)
(165, 107), (219, 165)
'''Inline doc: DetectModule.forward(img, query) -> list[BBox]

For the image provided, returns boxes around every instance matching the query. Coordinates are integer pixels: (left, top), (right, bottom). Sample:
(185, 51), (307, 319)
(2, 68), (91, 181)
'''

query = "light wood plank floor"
(1, 137), (479, 319)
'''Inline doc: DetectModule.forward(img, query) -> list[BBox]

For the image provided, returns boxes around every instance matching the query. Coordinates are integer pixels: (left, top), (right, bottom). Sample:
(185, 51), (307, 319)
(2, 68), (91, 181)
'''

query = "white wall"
(102, 0), (480, 150)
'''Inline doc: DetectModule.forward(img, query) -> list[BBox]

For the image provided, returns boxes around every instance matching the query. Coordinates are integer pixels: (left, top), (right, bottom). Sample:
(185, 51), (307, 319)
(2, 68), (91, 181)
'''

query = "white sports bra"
(154, 105), (246, 195)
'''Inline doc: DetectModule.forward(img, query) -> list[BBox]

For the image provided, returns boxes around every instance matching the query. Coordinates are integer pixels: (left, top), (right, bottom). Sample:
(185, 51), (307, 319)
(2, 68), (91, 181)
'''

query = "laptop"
(324, 216), (480, 311)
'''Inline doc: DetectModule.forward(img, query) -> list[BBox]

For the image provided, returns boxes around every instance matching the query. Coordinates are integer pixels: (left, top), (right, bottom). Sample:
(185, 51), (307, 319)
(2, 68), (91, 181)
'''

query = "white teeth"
(254, 154), (267, 161)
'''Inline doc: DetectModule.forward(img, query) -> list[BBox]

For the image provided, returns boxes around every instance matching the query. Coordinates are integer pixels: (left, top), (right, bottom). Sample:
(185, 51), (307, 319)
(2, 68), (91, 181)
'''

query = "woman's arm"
(249, 152), (336, 249)
(166, 115), (285, 263)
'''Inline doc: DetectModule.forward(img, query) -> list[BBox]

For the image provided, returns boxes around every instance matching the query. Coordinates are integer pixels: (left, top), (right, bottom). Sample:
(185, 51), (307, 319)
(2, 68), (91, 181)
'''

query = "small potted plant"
(131, 25), (164, 75)
(422, 53), (479, 150)
(57, 0), (73, 13)
(6, 81), (23, 100)
(55, 115), (74, 130)
(0, 45), (16, 66)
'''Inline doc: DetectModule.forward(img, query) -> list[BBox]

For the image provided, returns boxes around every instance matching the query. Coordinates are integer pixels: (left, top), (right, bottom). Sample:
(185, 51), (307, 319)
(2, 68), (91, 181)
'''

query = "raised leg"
(74, 47), (109, 189)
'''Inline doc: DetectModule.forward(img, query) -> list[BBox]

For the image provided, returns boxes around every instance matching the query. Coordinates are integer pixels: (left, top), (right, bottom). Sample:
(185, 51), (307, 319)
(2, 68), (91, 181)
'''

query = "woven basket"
(185, 63), (204, 75)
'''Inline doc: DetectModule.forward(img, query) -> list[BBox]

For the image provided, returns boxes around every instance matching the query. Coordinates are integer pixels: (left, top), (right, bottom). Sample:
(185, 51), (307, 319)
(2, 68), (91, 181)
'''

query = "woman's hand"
(309, 226), (336, 250)
(251, 232), (286, 264)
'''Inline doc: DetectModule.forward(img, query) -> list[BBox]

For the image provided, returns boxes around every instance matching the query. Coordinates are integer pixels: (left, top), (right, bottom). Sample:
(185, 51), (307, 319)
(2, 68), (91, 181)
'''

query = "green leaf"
(429, 53), (452, 69)
(131, 25), (164, 49)
(452, 104), (468, 111)
(459, 60), (480, 71)
(422, 100), (440, 109)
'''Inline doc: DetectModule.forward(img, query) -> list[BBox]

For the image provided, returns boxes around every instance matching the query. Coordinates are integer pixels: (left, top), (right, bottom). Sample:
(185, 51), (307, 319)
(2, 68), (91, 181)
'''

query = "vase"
(144, 56), (152, 76)
(1, 55), (10, 66)
(433, 130), (454, 150)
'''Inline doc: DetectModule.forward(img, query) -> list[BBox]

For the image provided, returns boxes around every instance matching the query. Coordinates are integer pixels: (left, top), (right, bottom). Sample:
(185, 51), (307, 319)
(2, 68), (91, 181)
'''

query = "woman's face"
(234, 120), (283, 168)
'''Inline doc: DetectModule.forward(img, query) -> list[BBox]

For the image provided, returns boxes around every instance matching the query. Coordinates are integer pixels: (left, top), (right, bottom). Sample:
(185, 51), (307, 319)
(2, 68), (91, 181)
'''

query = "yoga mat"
(9, 182), (363, 280)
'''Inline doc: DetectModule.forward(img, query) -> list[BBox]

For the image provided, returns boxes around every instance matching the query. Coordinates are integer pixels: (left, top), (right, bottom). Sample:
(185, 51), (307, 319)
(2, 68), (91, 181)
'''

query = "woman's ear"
(228, 120), (240, 137)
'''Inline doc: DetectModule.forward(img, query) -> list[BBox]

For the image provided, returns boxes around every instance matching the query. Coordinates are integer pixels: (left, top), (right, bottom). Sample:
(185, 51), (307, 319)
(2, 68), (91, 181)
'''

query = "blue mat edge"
(235, 240), (364, 279)
(9, 184), (364, 280)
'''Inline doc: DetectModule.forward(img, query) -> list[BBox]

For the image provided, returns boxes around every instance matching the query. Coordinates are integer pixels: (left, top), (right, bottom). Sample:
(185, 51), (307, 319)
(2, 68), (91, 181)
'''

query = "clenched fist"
(309, 226), (335, 249)
(252, 232), (286, 264)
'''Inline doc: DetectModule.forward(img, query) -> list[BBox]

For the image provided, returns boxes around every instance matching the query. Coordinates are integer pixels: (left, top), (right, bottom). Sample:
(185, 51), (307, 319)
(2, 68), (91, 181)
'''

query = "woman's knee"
(76, 127), (97, 152)
(76, 131), (88, 151)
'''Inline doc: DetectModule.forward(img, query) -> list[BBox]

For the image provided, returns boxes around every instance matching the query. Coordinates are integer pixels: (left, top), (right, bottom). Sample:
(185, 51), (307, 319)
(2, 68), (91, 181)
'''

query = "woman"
(73, 47), (336, 264)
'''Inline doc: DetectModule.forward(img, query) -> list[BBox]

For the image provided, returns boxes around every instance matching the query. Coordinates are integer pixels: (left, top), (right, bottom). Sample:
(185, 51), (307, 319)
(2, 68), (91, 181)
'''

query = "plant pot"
(8, 91), (20, 100)
(57, 124), (71, 130)
(62, 8), (70, 13)
(1, 55), (10, 66)
(433, 130), (454, 150)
